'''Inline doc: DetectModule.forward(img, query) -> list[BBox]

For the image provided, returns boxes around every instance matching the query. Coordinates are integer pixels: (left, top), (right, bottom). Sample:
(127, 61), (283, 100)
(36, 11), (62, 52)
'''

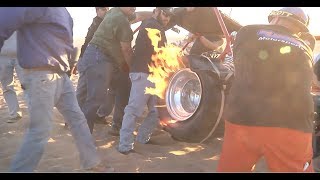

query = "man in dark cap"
(217, 7), (314, 172)
(117, 7), (174, 154)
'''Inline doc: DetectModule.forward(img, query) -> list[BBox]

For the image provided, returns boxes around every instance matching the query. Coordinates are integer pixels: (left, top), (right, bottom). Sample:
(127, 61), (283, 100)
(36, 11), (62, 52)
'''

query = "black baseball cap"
(157, 7), (175, 16)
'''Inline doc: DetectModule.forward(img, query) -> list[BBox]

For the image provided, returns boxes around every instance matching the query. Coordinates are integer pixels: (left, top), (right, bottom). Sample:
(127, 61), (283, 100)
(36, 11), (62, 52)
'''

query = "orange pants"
(217, 120), (314, 172)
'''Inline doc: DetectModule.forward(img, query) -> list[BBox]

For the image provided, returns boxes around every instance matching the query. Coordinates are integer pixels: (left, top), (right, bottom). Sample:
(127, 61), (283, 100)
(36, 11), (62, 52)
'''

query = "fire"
(145, 28), (185, 99)
(160, 119), (178, 127)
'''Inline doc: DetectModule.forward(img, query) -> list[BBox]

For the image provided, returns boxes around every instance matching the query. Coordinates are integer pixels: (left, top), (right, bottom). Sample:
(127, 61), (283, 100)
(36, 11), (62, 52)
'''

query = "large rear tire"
(159, 69), (227, 143)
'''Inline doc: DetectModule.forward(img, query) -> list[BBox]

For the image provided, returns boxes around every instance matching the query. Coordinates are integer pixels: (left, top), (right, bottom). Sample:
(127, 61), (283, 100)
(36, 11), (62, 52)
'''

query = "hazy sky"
(67, 7), (320, 43)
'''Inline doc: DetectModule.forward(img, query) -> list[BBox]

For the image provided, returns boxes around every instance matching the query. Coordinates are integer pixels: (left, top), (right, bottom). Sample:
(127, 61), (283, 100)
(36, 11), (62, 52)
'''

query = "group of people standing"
(0, 6), (176, 172)
(0, 7), (319, 172)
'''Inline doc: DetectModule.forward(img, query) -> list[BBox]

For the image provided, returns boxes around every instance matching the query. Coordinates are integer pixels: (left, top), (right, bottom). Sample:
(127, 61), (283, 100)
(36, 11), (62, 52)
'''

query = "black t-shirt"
(189, 35), (222, 55)
(79, 16), (103, 58)
(224, 24), (314, 133)
(130, 18), (166, 73)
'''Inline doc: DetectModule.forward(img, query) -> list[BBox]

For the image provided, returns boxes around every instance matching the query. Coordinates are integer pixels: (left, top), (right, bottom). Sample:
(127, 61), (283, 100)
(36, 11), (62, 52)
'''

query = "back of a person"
(90, 7), (130, 64)
(130, 18), (166, 73)
(225, 24), (314, 133)
(15, 7), (73, 71)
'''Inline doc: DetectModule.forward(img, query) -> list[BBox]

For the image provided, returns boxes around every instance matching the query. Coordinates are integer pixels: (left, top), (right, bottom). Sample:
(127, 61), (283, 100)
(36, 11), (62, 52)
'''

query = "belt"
(88, 44), (118, 65)
(24, 66), (63, 73)
(89, 44), (106, 54)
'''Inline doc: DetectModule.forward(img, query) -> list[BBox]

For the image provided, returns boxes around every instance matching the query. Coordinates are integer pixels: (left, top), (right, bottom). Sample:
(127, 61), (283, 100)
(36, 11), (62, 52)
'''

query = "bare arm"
(130, 11), (153, 24)
(198, 36), (226, 52)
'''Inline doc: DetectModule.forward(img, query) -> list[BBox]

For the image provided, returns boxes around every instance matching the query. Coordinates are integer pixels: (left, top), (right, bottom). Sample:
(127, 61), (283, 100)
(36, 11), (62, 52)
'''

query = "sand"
(0, 42), (319, 173)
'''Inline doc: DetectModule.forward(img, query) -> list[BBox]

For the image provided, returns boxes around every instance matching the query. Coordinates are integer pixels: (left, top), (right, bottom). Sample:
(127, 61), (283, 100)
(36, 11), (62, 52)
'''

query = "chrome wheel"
(166, 68), (202, 121)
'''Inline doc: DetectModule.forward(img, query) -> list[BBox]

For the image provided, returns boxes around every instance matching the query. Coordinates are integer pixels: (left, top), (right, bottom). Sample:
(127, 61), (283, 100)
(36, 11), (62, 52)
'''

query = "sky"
(66, 7), (320, 45)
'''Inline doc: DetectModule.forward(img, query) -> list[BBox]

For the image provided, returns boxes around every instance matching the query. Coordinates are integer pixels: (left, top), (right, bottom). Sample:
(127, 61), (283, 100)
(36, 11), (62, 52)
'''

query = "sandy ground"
(0, 42), (319, 173)
(0, 73), (270, 173)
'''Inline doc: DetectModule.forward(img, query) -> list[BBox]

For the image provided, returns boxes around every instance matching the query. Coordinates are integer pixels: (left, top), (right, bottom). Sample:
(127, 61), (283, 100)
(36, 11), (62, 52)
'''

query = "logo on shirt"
(257, 30), (305, 51)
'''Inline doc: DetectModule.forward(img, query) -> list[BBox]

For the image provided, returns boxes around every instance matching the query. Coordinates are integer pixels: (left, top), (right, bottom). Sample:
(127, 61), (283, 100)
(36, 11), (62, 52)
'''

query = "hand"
(186, 33), (201, 43)
(71, 65), (78, 75)
(121, 62), (129, 73)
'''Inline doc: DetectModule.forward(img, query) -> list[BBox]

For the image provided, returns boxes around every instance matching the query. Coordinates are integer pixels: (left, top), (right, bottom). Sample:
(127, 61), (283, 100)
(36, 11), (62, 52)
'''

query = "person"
(63, 7), (110, 128)
(217, 7), (315, 172)
(76, 7), (152, 134)
(77, 7), (130, 131)
(79, 7), (110, 59)
(186, 32), (226, 54)
(312, 53), (320, 172)
(299, 32), (315, 51)
(0, 32), (24, 123)
(0, 7), (113, 172)
(186, 32), (234, 74)
(117, 7), (174, 154)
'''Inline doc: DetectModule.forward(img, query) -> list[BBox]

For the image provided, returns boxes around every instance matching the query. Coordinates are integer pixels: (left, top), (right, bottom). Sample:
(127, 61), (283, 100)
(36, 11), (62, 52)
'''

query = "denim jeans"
(77, 44), (130, 133)
(118, 72), (159, 152)
(111, 70), (130, 130)
(0, 56), (24, 118)
(10, 70), (100, 172)
(97, 70), (131, 131)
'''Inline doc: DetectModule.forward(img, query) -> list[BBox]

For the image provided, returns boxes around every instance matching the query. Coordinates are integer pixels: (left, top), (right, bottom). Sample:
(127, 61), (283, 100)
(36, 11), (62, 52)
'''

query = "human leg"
(56, 74), (101, 169)
(109, 70), (131, 134)
(264, 127), (314, 172)
(136, 88), (159, 143)
(118, 73), (150, 153)
(9, 71), (56, 172)
(0, 57), (21, 121)
(81, 62), (113, 133)
(217, 120), (263, 172)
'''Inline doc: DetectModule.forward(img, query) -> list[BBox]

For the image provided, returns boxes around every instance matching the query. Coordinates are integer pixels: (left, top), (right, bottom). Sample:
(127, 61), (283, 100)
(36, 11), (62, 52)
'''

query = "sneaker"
(117, 147), (136, 155)
(6, 114), (22, 123)
(108, 127), (120, 136)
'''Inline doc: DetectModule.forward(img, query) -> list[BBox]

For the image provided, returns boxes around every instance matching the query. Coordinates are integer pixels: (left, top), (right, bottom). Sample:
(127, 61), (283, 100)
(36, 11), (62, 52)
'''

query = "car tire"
(159, 69), (228, 143)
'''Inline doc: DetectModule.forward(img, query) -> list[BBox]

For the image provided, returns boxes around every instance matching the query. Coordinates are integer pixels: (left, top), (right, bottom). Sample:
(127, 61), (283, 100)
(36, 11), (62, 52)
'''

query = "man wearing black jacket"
(65, 7), (114, 128)
(79, 7), (109, 59)
(77, 7), (118, 125)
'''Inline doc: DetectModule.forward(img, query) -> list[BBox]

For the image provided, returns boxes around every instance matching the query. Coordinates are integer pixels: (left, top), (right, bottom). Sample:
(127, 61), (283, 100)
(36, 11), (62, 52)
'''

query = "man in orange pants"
(218, 7), (314, 172)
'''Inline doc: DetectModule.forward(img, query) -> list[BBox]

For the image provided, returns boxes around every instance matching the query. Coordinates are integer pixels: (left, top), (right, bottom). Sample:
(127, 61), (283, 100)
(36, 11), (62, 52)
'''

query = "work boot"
(6, 113), (22, 123)
(117, 147), (136, 155)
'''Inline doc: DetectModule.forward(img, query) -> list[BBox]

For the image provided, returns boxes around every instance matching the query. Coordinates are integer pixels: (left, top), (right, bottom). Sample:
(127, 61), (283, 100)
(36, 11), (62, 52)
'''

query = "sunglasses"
(161, 10), (172, 18)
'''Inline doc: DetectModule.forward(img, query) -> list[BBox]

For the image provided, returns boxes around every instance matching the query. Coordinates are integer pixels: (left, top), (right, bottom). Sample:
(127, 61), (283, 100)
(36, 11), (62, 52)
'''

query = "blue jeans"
(0, 56), (23, 118)
(10, 70), (100, 172)
(77, 44), (130, 133)
(118, 72), (159, 152)
(97, 70), (131, 131)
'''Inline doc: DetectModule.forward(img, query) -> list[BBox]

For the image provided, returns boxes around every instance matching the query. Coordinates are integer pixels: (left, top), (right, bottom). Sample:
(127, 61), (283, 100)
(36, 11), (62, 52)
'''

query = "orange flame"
(145, 28), (185, 99)
(160, 119), (178, 127)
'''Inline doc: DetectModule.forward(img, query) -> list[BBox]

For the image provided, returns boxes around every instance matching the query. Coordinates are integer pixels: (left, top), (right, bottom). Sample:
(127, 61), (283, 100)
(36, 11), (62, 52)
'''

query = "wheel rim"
(166, 68), (202, 121)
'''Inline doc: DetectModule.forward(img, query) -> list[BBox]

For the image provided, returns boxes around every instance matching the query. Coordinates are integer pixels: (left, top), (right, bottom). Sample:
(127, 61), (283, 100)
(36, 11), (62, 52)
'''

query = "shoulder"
(92, 17), (102, 26)
(107, 8), (128, 23)
(237, 25), (265, 34)
(142, 18), (163, 30)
